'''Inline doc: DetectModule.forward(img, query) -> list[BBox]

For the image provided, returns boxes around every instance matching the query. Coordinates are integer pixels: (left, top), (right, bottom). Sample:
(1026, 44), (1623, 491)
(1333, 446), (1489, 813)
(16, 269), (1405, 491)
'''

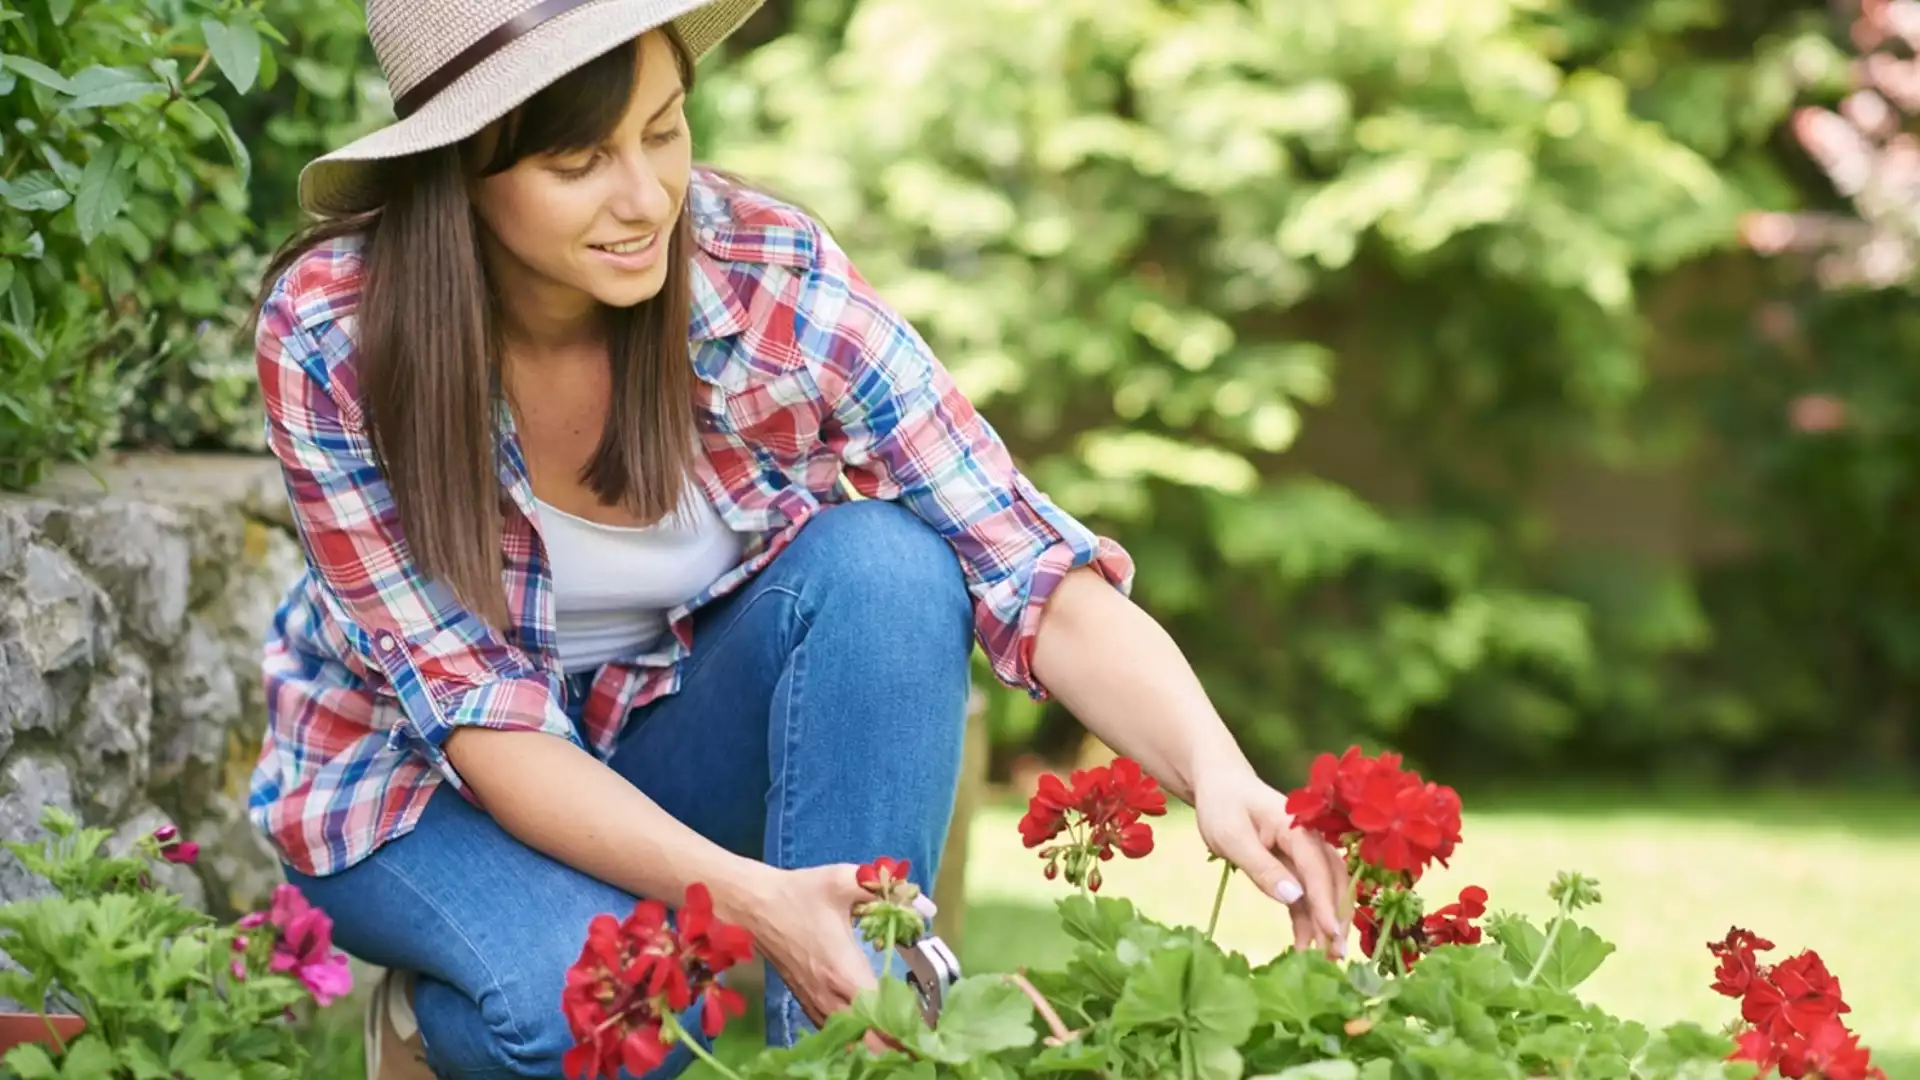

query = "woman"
(248, 0), (1348, 1076)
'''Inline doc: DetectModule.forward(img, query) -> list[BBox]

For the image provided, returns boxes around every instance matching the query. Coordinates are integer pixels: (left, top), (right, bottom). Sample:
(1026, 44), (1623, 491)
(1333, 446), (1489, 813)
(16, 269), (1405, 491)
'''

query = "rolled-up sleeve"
(797, 225), (1135, 698)
(255, 282), (580, 790)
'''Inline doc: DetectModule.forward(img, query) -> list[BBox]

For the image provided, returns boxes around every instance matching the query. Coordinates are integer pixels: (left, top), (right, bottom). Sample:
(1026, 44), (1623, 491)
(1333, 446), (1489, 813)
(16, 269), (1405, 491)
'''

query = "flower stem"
(1205, 859), (1232, 942)
(1005, 971), (1077, 1045)
(664, 1013), (746, 1080)
(882, 946), (895, 981)
(1523, 891), (1577, 987)
(1524, 917), (1565, 987)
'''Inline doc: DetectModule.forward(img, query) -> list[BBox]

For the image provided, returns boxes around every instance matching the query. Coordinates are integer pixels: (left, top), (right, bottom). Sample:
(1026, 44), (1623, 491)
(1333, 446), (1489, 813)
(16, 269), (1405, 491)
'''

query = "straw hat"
(297, 0), (764, 216)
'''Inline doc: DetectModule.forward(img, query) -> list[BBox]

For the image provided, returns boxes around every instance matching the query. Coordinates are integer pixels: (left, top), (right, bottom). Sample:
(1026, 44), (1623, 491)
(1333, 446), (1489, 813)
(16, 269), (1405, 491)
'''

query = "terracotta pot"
(0, 1013), (86, 1053)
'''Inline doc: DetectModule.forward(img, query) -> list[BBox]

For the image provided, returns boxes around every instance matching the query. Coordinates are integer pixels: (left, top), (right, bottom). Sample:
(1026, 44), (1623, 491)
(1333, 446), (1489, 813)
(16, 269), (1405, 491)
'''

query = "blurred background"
(4, 0), (1919, 1072)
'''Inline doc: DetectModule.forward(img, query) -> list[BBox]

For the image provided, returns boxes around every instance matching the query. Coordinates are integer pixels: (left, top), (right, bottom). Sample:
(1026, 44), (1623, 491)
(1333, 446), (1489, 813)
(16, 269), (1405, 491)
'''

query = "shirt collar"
(685, 170), (815, 343)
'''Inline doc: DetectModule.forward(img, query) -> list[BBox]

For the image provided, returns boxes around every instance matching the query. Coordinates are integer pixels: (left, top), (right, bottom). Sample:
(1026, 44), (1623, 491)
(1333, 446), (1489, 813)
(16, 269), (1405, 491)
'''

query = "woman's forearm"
(444, 726), (773, 918)
(1029, 566), (1256, 803)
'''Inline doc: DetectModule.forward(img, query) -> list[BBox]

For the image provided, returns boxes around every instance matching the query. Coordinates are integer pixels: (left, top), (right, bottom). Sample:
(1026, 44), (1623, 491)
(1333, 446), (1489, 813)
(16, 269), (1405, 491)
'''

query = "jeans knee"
(799, 501), (972, 638)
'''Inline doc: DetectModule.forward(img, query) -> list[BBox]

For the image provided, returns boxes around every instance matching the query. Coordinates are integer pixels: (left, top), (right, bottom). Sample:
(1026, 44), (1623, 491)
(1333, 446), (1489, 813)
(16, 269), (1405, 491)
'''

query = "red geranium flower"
(1422, 885), (1488, 947)
(1284, 748), (1462, 880)
(561, 885), (755, 1080)
(1797, 1016), (1885, 1080)
(1020, 757), (1167, 888)
(1346, 770), (1462, 878)
(1743, 950), (1851, 1041)
(1709, 927), (1775, 999)
(856, 857), (912, 900)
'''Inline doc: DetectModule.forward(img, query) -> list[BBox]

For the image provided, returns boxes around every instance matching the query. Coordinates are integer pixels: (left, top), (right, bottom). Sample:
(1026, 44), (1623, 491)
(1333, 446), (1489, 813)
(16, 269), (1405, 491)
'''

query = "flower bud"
(152, 825), (179, 844)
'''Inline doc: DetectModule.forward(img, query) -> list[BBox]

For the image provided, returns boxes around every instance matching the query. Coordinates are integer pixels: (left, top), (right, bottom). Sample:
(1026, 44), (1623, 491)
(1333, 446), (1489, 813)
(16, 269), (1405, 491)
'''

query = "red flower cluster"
(1355, 883), (1488, 972)
(1424, 884), (1488, 946)
(1710, 928), (1884, 1080)
(852, 856), (930, 953)
(562, 884), (754, 1080)
(1285, 748), (1462, 879)
(1020, 757), (1167, 891)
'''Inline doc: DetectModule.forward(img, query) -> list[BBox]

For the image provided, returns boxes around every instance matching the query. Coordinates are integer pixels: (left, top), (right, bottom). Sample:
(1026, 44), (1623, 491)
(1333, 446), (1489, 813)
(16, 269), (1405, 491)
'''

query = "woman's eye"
(646, 126), (684, 148)
(550, 152), (602, 178)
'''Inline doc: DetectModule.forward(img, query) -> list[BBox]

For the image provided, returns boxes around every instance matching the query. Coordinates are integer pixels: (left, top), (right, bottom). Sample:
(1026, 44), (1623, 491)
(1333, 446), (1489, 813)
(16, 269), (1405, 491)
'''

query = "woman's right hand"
(726, 863), (883, 1029)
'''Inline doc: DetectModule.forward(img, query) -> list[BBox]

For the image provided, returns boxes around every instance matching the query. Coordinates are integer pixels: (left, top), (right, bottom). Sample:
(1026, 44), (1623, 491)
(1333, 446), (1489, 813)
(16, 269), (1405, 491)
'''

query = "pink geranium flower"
(260, 884), (354, 1006)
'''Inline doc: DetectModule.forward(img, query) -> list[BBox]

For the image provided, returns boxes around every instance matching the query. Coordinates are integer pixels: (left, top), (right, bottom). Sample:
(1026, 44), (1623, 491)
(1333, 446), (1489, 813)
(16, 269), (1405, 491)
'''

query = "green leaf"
(1496, 918), (1615, 993)
(4, 172), (70, 214)
(57, 1035), (113, 1080)
(3, 1042), (58, 1079)
(1254, 953), (1354, 1029)
(74, 154), (128, 245)
(119, 1039), (171, 1080)
(1112, 946), (1189, 1030)
(47, 0), (74, 24)
(181, 99), (251, 187)
(64, 79), (166, 111)
(1031, 1039), (1106, 1072)
(1253, 1064), (1360, 1080)
(9, 267), (37, 329)
(1189, 951), (1258, 1042)
(169, 1018), (214, 1073)
(0, 55), (72, 94)
(1114, 945), (1258, 1044)
(909, 978), (1035, 1063)
(1057, 893), (1137, 948)
(0, 259), (12, 297)
(850, 977), (926, 1042)
(200, 18), (262, 94)
(181, 1062), (244, 1080)
(1192, 1030), (1247, 1080)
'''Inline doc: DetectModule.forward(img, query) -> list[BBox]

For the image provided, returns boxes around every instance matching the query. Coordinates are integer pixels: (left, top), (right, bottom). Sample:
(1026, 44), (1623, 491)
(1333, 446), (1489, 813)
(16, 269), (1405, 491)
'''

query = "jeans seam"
(671, 584), (806, 691)
(766, 591), (811, 1046)
(363, 857), (531, 1071)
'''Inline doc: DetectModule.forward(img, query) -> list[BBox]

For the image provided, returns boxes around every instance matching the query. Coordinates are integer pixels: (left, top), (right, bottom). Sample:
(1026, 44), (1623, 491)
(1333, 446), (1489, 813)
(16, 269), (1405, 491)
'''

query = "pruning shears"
(899, 933), (963, 1026)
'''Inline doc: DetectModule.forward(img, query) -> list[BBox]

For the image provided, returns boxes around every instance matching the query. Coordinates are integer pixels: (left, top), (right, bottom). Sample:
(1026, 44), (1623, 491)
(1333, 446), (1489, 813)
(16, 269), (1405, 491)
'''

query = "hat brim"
(296, 0), (764, 216)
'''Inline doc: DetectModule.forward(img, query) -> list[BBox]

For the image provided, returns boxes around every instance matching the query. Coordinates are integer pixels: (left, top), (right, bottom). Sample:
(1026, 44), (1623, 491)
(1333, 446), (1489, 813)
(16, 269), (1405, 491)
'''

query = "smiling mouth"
(591, 234), (659, 254)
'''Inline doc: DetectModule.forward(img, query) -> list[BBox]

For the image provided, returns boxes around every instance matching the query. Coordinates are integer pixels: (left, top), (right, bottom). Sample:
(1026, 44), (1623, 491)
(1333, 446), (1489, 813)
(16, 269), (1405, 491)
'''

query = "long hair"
(255, 30), (700, 628)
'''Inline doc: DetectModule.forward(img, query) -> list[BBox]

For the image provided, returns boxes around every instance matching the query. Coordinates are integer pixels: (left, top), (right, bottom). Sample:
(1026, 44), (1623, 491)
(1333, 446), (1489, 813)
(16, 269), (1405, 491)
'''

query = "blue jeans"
(284, 502), (974, 1078)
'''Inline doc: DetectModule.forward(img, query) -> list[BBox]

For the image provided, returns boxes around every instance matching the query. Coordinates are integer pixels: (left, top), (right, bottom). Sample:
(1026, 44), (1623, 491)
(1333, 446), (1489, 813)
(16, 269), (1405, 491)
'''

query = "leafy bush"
(0, 809), (352, 1080)
(557, 751), (1890, 1079)
(699, 0), (1853, 777)
(0, 0), (273, 486)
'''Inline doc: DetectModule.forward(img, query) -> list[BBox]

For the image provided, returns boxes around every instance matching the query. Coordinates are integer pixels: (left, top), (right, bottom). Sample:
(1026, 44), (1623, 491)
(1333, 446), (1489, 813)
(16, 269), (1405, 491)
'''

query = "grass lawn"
(693, 786), (1920, 1078)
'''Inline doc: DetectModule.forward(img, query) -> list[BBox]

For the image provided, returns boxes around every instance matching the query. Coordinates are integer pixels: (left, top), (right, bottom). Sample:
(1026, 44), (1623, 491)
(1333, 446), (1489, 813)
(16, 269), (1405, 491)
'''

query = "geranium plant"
(0, 807), (351, 1079)
(563, 748), (1886, 1079)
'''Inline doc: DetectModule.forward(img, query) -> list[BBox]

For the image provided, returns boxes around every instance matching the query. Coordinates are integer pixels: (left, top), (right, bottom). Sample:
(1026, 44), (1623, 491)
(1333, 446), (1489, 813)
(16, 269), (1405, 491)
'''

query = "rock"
(52, 503), (193, 650)
(0, 756), (75, 905)
(0, 633), (58, 757)
(191, 794), (282, 919)
(71, 649), (152, 821)
(110, 805), (207, 913)
(151, 617), (242, 795)
(0, 505), (27, 579)
(5, 544), (112, 673)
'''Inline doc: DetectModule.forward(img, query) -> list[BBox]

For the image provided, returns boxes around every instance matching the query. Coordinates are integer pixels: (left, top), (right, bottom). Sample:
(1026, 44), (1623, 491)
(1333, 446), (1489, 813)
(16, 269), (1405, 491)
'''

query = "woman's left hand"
(1191, 765), (1351, 956)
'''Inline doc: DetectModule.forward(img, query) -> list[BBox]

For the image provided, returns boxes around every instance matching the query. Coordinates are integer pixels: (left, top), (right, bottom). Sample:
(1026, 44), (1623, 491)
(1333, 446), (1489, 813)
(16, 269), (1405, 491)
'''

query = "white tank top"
(535, 486), (743, 673)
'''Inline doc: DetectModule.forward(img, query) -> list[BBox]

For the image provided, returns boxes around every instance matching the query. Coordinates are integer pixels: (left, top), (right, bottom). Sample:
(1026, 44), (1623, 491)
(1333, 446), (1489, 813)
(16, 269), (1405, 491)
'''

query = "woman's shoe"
(364, 968), (435, 1079)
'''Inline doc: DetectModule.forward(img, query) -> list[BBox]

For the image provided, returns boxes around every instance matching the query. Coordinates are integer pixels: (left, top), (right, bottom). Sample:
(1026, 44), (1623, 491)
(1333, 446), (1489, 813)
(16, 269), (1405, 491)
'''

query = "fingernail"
(913, 894), (938, 919)
(1274, 880), (1304, 905)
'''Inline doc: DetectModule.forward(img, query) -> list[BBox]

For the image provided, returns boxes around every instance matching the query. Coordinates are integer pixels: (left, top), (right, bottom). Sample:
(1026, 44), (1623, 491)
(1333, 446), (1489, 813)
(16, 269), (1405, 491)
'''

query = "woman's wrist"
(703, 856), (780, 931)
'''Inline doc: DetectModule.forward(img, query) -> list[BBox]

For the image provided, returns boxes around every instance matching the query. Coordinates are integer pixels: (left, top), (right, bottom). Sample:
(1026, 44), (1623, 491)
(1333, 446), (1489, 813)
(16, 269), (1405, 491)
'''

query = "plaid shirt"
(248, 172), (1134, 877)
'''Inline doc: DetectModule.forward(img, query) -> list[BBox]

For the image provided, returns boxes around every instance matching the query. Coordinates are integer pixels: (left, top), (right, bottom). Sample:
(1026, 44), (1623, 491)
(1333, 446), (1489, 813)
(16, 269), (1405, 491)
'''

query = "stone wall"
(0, 453), (300, 918)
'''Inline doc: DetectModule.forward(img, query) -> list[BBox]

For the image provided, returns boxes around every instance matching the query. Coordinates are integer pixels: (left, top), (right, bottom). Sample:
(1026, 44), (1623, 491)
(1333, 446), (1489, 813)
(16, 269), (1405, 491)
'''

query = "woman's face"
(470, 30), (691, 316)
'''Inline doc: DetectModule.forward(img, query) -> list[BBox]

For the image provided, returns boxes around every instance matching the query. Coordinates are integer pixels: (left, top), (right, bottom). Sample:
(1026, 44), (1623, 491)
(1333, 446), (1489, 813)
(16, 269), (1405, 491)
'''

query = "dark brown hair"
(257, 30), (699, 628)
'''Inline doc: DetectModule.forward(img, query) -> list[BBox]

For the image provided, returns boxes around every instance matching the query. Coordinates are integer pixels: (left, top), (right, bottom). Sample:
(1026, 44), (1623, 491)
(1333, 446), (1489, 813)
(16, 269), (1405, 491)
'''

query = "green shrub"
(0, 0), (273, 487)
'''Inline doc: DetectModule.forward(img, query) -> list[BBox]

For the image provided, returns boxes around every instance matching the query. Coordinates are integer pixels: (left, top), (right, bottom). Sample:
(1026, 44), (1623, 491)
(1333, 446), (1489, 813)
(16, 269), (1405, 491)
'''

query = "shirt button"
(377, 634), (397, 652)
